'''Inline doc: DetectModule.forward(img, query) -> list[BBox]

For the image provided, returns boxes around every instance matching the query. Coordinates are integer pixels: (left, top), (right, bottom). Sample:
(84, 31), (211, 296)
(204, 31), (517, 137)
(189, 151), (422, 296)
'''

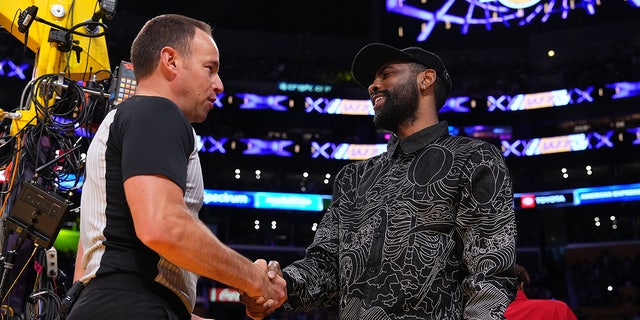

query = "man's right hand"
(241, 260), (287, 319)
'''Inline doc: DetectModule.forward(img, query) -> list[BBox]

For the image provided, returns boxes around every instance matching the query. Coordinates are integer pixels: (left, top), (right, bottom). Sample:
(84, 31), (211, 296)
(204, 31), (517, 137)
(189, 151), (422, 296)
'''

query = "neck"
(135, 81), (169, 98)
(396, 118), (438, 139)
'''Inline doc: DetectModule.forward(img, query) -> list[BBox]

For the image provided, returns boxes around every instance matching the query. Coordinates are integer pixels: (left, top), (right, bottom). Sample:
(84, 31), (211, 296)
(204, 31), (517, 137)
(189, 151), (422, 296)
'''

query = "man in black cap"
(242, 43), (518, 319)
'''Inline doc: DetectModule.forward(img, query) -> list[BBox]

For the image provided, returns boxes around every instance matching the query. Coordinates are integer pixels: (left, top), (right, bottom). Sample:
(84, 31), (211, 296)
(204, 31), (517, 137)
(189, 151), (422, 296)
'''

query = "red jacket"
(505, 289), (578, 320)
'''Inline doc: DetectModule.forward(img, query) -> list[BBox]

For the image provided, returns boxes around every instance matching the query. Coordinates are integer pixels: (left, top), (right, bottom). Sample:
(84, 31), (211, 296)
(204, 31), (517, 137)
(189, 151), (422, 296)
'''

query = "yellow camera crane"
(0, 0), (112, 135)
(0, 4), (112, 315)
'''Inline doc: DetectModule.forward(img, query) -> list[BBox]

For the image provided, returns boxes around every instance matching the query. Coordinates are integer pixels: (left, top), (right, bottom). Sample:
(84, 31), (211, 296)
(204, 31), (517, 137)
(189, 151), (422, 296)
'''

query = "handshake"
(238, 259), (288, 320)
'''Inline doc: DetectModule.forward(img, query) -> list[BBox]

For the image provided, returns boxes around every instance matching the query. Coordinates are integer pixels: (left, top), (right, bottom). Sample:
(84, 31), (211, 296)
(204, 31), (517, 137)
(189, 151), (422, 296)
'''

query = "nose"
(368, 82), (379, 95)
(212, 74), (224, 94)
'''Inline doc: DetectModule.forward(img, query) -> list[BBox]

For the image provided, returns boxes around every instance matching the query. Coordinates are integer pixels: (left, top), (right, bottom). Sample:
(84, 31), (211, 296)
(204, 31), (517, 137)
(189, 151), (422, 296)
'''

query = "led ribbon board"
(0, 59), (30, 80)
(500, 130), (620, 157)
(203, 189), (331, 212)
(278, 82), (333, 94)
(204, 183), (640, 212)
(515, 183), (640, 209)
(303, 96), (472, 115)
(608, 81), (640, 100)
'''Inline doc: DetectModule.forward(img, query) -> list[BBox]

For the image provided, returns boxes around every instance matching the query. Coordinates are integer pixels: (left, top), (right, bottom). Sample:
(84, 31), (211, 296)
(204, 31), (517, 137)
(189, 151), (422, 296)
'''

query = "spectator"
(505, 264), (577, 320)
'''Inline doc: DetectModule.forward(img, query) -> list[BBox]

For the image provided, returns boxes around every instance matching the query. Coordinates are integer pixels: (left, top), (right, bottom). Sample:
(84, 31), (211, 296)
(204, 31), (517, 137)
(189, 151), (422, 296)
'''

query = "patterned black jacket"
(281, 121), (518, 319)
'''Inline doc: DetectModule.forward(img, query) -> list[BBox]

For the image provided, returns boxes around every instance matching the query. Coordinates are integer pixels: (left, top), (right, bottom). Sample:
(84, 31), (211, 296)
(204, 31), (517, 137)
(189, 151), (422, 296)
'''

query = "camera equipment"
(4, 181), (70, 249)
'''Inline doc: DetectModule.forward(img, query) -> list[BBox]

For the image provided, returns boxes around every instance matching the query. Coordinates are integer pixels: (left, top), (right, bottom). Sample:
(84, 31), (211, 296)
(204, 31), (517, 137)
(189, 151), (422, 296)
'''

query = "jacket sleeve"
(279, 165), (350, 312)
(457, 142), (518, 320)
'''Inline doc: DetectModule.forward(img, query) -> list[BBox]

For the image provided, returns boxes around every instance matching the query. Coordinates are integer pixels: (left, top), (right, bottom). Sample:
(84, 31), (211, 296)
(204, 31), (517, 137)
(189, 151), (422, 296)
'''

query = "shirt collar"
(386, 121), (449, 158)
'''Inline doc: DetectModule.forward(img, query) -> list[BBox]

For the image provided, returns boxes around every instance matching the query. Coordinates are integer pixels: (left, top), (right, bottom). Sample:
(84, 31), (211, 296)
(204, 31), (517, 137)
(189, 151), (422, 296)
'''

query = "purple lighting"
(386, 0), (626, 42)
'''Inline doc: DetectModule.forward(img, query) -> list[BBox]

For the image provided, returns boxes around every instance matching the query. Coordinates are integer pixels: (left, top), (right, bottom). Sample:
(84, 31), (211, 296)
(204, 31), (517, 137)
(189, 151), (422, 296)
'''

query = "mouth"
(371, 94), (384, 110)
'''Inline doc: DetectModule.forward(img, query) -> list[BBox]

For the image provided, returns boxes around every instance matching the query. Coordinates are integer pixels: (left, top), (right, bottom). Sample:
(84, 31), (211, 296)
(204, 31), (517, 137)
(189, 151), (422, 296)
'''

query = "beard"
(372, 77), (420, 133)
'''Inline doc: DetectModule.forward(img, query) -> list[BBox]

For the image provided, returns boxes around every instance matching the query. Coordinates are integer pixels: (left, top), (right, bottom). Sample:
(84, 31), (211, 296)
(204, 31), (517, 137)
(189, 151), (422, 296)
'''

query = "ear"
(159, 46), (178, 77)
(420, 69), (437, 91)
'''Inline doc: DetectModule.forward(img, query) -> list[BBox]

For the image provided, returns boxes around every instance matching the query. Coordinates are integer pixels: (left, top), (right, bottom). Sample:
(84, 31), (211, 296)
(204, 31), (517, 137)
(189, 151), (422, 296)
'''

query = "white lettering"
(579, 191), (612, 200)
(535, 194), (567, 204)
(263, 195), (312, 207)
(204, 192), (250, 205)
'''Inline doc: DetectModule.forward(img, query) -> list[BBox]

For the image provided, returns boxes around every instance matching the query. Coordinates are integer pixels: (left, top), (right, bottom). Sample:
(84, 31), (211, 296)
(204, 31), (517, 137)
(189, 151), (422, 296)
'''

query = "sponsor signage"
(209, 288), (240, 302)
(515, 183), (640, 210)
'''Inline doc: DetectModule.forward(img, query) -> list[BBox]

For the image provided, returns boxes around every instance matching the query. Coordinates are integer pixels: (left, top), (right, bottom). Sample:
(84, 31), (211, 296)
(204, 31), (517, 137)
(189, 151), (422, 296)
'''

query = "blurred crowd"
(568, 245), (640, 319)
(219, 39), (640, 98)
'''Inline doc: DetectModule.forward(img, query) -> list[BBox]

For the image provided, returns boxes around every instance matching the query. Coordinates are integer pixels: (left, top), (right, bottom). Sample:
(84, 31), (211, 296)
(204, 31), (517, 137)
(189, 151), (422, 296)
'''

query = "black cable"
(26, 289), (61, 320)
(9, 73), (89, 192)
(25, 250), (62, 320)
(34, 18), (107, 39)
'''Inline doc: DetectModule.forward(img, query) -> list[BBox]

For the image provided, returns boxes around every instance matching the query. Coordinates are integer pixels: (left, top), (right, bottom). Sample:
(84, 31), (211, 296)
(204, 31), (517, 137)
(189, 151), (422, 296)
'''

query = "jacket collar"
(386, 121), (449, 159)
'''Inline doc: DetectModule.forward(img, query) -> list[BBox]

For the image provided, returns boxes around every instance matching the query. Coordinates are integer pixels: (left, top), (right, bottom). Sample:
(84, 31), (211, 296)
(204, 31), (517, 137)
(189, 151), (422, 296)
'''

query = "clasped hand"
(240, 259), (287, 320)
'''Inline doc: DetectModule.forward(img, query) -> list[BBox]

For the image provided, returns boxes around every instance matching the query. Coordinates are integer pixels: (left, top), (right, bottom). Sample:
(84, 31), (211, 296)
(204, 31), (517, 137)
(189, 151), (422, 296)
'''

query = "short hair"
(408, 62), (448, 110)
(130, 14), (213, 80)
(515, 264), (531, 287)
(433, 78), (448, 110)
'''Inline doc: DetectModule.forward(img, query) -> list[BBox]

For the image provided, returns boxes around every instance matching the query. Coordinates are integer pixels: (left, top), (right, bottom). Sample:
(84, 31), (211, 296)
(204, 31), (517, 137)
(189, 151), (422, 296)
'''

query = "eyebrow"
(207, 60), (220, 70)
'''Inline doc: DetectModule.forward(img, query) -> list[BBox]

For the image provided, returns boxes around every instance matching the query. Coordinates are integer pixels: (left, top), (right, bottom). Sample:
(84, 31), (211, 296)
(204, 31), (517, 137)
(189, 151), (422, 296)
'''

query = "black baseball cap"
(351, 43), (452, 97)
